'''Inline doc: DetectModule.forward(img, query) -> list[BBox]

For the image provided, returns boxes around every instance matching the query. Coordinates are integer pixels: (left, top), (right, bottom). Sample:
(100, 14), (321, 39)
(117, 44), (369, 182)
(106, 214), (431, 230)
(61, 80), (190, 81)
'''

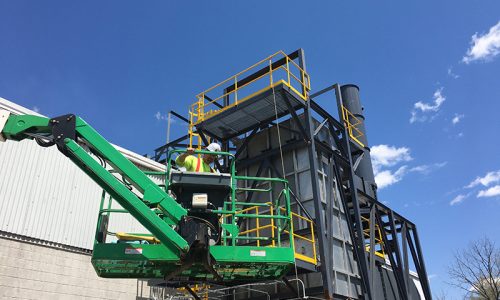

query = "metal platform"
(92, 243), (294, 282)
(196, 80), (307, 140)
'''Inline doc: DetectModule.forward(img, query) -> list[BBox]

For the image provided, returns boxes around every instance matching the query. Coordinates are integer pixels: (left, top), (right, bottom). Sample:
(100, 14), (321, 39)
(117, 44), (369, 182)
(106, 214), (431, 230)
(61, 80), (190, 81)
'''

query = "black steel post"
(369, 204), (376, 295)
(411, 227), (433, 300)
(334, 84), (374, 300)
(402, 222), (410, 297)
(301, 48), (334, 299)
(389, 211), (409, 299)
(183, 285), (202, 300)
(305, 102), (334, 299)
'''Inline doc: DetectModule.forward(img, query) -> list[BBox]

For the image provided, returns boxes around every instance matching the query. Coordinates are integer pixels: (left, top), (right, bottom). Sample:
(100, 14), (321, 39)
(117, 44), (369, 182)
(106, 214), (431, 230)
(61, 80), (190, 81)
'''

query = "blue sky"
(1, 1), (499, 298)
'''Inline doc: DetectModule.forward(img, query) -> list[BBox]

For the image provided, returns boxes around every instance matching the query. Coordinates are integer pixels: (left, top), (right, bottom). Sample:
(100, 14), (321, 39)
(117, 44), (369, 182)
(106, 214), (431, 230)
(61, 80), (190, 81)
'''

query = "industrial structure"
(0, 49), (432, 299)
(153, 49), (432, 299)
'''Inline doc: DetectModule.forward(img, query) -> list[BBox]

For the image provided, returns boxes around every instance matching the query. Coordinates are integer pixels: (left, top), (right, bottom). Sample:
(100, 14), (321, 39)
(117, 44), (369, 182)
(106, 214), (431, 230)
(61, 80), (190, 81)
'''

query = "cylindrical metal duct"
(340, 84), (377, 192)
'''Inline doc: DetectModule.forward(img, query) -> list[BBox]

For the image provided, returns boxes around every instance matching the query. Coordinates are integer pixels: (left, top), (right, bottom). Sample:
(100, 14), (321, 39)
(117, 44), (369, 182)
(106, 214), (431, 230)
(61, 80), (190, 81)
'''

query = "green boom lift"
(0, 110), (295, 283)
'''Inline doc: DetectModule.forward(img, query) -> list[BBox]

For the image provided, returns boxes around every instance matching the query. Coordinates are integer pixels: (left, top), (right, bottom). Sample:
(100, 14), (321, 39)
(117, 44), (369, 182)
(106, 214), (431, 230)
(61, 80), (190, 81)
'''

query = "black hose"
(35, 137), (55, 147)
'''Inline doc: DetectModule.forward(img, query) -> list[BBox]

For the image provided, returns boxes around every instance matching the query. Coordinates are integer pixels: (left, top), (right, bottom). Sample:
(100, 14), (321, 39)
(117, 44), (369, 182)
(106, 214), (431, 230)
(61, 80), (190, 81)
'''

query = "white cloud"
(375, 166), (408, 189)
(155, 111), (178, 124)
(371, 145), (446, 189)
(452, 171), (500, 202)
(371, 145), (412, 173)
(466, 170), (500, 188)
(477, 185), (500, 197)
(410, 88), (446, 123)
(155, 111), (168, 121)
(409, 162), (447, 175)
(415, 89), (446, 112)
(463, 21), (500, 64)
(32, 106), (40, 113)
(452, 113), (464, 125)
(434, 162), (448, 168)
(447, 67), (459, 79)
(450, 194), (467, 206)
(375, 163), (447, 189)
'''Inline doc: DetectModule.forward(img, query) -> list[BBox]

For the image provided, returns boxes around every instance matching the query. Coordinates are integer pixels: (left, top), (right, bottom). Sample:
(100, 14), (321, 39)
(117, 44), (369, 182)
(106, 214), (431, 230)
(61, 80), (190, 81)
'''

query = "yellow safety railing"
(236, 205), (276, 247)
(361, 216), (386, 259)
(282, 208), (317, 265)
(235, 203), (317, 265)
(341, 106), (365, 148)
(188, 108), (210, 150)
(189, 50), (311, 129)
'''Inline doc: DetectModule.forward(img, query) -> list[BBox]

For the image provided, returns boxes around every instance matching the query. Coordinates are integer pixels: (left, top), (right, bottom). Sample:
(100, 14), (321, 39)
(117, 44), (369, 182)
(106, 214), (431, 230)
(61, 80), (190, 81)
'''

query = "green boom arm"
(0, 110), (189, 253)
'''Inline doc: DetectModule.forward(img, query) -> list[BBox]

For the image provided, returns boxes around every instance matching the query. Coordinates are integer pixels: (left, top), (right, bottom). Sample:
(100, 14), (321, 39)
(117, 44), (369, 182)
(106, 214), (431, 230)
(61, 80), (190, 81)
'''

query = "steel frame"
(153, 49), (432, 300)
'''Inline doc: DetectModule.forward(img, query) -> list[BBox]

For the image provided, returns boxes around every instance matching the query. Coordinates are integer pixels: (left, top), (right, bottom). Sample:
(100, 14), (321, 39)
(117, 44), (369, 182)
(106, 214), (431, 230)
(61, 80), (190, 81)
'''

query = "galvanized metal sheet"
(0, 97), (165, 250)
(237, 115), (364, 298)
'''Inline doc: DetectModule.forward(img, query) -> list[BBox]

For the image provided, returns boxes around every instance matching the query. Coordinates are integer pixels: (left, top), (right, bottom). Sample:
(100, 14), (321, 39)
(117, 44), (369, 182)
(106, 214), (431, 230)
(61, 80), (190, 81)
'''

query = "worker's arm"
(175, 147), (195, 166)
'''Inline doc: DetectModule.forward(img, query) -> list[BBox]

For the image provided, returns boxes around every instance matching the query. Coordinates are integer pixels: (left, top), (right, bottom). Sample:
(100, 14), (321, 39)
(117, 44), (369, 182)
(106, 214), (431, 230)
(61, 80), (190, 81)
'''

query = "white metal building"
(0, 98), (164, 299)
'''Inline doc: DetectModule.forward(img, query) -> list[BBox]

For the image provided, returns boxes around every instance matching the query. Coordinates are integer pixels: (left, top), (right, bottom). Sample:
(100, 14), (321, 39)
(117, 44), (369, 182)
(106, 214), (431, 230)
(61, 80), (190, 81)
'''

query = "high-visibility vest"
(195, 157), (214, 173)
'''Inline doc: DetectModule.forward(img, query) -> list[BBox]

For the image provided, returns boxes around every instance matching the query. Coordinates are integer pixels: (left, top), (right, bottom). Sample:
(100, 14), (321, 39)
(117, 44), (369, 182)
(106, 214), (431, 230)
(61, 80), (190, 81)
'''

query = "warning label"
(125, 248), (143, 254)
(250, 250), (266, 257)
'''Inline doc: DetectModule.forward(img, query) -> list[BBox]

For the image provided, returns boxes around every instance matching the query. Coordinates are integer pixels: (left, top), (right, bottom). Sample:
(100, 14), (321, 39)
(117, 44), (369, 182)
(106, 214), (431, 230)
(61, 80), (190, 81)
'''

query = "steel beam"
(411, 227), (433, 299)
(170, 110), (190, 124)
(234, 127), (259, 160)
(183, 285), (202, 300)
(282, 97), (308, 142)
(305, 103), (334, 298)
(334, 84), (373, 300)
(389, 211), (409, 299)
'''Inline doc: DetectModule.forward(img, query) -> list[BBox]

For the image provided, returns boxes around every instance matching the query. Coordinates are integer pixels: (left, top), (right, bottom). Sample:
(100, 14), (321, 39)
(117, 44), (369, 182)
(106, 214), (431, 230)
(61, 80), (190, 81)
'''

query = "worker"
(175, 143), (221, 173)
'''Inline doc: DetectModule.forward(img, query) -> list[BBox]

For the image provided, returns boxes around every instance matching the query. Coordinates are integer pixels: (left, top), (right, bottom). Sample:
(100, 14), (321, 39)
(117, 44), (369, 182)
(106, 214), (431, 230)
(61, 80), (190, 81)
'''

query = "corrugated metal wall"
(0, 97), (163, 250)
(0, 139), (102, 249)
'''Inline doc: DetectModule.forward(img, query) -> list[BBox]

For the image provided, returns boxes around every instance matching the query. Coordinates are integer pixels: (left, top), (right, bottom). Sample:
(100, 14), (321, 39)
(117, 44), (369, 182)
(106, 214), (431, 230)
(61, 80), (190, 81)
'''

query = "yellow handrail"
(342, 106), (365, 148)
(361, 216), (386, 259)
(231, 203), (317, 265)
(185, 50), (311, 151)
(195, 51), (307, 97)
(281, 208), (317, 265)
(188, 51), (311, 131)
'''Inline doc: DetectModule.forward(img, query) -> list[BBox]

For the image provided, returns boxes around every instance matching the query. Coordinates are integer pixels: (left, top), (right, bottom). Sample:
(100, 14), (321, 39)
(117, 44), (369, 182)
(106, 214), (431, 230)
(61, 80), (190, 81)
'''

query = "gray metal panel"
(237, 115), (362, 298)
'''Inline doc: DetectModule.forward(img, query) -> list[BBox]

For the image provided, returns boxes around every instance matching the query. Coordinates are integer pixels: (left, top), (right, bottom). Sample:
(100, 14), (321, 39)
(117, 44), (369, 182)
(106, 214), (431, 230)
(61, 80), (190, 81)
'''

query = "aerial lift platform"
(0, 110), (296, 283)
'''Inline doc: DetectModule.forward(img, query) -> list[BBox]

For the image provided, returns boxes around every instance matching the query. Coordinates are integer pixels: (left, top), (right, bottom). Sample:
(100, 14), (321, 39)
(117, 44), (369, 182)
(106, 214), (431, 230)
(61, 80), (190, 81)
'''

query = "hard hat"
(206, 143), (221, 152)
